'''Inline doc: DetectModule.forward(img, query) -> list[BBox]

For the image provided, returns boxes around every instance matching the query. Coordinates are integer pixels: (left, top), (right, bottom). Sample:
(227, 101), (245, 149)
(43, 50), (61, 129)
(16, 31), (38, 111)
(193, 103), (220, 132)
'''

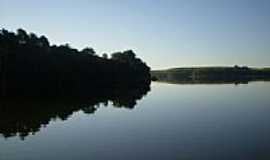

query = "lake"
(1, 81), (270, 160)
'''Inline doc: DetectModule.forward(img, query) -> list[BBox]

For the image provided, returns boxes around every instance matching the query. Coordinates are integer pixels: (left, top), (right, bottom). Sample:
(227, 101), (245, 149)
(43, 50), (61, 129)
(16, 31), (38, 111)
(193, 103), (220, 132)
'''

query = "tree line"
(151, 66), (270, 84)
(0, 28), (151, 97)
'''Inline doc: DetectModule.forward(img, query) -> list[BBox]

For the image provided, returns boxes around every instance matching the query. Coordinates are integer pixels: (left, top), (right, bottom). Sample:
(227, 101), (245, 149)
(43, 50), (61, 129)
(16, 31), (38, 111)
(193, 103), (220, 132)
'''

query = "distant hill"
(151, 66), (270, 84)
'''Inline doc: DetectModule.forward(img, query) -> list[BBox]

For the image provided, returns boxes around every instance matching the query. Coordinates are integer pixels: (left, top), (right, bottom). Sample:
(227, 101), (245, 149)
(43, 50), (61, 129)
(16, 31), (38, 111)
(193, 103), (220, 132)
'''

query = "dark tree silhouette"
(0, 28), (151, 97)
(81, 47), (96, 55)
(102, 53), (108, 59)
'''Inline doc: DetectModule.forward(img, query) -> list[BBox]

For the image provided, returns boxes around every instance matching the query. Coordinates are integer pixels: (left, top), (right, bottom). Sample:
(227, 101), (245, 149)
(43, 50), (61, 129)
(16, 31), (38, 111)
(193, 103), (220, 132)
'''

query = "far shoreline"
(150, 66), (270, 84)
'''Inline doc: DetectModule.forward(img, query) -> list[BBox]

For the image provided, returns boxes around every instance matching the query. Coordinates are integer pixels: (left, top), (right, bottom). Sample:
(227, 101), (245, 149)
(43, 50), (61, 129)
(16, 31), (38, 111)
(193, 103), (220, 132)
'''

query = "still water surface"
(1, 82), (270, 160)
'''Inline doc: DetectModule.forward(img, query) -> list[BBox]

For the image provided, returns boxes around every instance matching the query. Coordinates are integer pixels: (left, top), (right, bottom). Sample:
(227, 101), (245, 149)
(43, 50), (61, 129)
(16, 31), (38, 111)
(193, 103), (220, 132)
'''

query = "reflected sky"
(1, 82), (270, 160)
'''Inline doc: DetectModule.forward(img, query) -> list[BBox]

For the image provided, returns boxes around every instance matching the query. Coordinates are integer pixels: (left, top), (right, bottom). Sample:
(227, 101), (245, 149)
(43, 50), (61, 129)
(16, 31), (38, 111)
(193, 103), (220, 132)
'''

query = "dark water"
(1, 82), (270, 160)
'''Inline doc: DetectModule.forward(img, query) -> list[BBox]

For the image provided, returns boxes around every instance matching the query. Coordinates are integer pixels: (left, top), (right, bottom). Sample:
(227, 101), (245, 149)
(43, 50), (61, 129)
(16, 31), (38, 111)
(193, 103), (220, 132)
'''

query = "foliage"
(0, 28), (151, 97)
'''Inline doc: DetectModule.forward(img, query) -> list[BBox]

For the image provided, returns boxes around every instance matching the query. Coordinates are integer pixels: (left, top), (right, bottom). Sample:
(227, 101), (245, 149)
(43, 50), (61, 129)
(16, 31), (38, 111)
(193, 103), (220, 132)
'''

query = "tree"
(81, 47), (95, 55)
(17, 28), (28, 44)
(29, 33), (39, 46)
(102, 53), (108, 59)
(111, 50), (137, 64)
(0, 28), (151, 98)
(122, 50), (136, 59)
(39, 35), (50, 47)
(111, 52), (122, 61)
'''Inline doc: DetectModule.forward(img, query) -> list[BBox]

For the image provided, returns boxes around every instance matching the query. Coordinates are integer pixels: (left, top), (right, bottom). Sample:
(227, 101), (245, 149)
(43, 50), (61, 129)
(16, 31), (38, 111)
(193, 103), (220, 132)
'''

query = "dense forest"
(151, 67), (270, 84)
(0, 29), (151, 97)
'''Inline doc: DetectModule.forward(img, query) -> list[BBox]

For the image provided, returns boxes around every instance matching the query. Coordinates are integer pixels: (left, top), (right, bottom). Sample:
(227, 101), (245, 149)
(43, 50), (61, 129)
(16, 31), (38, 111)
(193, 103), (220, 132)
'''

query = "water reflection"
(0, 85), (150, 140)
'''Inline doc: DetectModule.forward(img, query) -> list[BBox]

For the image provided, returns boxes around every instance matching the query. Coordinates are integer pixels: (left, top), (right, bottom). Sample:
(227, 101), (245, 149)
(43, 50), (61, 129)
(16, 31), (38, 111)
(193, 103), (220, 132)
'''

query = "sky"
(1, 0), (270, 69)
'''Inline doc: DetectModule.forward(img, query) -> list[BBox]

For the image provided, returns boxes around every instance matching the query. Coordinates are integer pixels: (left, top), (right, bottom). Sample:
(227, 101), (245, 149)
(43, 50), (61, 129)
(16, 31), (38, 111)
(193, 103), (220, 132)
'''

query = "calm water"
(1, 82), (270, 160)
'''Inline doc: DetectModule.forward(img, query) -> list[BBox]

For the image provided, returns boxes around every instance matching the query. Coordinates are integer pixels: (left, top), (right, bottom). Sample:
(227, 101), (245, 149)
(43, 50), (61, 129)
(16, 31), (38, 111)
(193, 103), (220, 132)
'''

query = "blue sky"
(1, 0), (270, 69)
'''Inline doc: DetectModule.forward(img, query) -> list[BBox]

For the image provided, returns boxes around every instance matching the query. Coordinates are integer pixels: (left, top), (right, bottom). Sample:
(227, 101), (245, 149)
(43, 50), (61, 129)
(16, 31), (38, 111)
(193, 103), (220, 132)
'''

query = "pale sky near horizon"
(1, 0), (270, 69)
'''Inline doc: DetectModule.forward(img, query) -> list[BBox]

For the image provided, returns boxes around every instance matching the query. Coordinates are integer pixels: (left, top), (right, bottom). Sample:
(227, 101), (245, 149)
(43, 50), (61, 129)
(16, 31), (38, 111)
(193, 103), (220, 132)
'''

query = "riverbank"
(151, 66), (270, 84)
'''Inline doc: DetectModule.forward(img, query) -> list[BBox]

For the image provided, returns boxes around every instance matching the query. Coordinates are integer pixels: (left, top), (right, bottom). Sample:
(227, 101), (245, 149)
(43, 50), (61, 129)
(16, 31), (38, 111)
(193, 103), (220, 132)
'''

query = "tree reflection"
(0, 85), (150, 140)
